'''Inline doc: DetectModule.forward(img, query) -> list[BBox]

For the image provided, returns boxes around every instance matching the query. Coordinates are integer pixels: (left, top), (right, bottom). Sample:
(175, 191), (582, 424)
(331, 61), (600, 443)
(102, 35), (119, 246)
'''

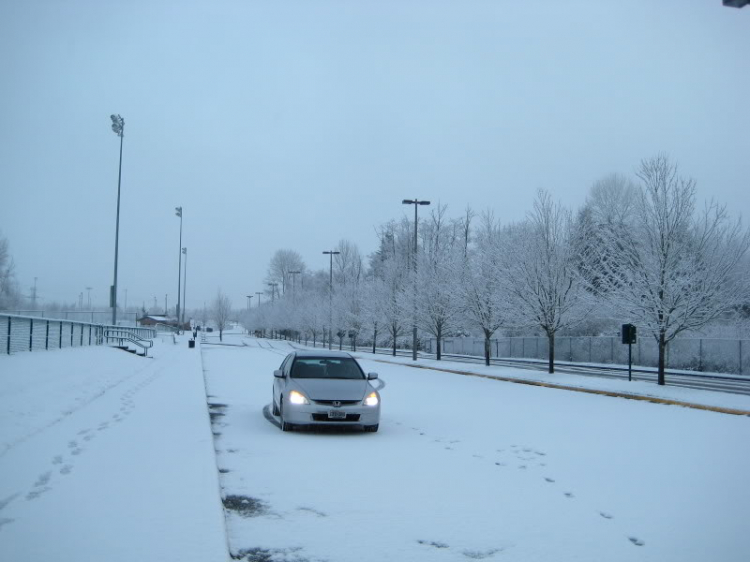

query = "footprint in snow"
(68, 441), (77, 449)
(564, 492), (574, 498)
(599, 512), (613, 519)
(71, 448), (82, 456)
(544, 477), (555, 483)
(52, 455), (63, 465)
(60, 465), (72, 475)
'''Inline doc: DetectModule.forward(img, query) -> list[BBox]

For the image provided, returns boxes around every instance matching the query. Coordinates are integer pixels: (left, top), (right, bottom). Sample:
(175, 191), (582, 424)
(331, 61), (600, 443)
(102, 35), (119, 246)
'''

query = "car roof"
(293, 350), (354, 359)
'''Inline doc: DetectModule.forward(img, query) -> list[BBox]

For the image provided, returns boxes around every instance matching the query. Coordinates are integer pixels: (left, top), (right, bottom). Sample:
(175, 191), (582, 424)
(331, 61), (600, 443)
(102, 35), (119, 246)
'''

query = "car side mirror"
(367, 372), (378, 380)
(273, 369), (284, 378)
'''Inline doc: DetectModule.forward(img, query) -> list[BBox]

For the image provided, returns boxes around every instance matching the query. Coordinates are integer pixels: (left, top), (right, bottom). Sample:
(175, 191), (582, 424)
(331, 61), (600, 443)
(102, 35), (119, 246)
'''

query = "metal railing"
(6, 309), (138, 326)
(103, 328), (154, 356)
(1, 313), (155, 356)
(1, 313), (105, 354)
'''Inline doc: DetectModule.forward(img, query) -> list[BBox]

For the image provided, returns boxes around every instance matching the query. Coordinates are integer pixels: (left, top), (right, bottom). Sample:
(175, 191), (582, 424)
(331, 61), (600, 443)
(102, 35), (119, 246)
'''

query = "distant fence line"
(4, 310), (137, 326)
(1, 313), (155, 355)
(426, 336), (748, 376)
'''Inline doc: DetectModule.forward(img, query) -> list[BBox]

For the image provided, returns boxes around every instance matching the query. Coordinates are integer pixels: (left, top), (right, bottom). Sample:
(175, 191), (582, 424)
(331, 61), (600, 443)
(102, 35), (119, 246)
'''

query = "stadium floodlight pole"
(110, 114), (125, 326)
(246, 295), (253, 311)
(255, 292), (262, 307)
(267, 282), (279, 303)
(182, 247), (187, 325)
(322, 250), (341, 350)
(402, 198), (430, 360)
(175, 206), (183, 333)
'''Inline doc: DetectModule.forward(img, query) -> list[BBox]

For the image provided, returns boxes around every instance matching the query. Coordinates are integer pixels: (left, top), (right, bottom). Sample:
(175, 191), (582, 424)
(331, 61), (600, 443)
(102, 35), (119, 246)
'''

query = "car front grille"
(312, 413), (361, 422)
(313, 400), (360, 406)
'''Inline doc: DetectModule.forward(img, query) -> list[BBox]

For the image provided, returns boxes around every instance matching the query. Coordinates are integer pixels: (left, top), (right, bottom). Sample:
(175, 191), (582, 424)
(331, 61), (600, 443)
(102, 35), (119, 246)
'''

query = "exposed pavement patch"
(222, 495), (270, 518)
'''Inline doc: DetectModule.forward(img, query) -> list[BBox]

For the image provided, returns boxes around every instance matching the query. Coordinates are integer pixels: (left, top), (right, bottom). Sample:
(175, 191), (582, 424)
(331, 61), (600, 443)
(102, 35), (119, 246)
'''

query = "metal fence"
(5, 310), (137, 326)
(428, 335), (749, 376)
(1, 313), (156, 355)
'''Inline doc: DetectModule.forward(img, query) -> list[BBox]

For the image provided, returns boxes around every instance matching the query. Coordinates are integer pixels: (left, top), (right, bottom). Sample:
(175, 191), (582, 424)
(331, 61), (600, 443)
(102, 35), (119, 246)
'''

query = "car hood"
(293, 379), (369, 401)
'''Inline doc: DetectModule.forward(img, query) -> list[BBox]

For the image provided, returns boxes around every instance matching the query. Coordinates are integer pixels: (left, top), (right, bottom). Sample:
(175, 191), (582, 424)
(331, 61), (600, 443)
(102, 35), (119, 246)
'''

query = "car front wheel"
(280, 396), (292, 432)
(363, 424), (379, 433)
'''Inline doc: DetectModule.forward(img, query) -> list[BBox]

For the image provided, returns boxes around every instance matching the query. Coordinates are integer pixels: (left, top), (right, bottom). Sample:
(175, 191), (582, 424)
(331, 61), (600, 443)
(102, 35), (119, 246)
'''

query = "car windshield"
(291, 358), (364, 380)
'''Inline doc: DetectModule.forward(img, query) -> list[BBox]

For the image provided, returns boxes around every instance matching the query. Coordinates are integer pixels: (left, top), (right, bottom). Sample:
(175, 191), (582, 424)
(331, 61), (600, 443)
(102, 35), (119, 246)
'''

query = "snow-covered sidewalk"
(0, 337), (229, 562)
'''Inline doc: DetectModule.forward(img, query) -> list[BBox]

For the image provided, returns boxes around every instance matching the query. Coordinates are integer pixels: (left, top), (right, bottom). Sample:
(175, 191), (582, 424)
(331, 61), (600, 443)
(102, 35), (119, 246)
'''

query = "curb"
(369, 358), (750, 417)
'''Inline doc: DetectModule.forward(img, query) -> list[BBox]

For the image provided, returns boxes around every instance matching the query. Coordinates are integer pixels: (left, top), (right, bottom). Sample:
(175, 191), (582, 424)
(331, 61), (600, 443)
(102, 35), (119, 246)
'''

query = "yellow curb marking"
(369, 358), (750, 417)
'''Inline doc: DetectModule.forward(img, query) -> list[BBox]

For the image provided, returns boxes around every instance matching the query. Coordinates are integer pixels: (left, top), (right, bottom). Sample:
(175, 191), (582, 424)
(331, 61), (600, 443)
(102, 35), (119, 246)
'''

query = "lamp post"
(182, 247), (187, 326)
(110, 114), (124, 326)
(322, 250), (341, 350)
(255, 292), (262, 307)
(175, 206), (183, 332)
(246, 295), (253, 310)
(402, 198), (430, 360)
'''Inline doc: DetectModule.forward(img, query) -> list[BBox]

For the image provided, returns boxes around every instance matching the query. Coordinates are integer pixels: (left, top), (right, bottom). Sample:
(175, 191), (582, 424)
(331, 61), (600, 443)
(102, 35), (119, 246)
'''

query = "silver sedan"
(272, 350), (381, 432)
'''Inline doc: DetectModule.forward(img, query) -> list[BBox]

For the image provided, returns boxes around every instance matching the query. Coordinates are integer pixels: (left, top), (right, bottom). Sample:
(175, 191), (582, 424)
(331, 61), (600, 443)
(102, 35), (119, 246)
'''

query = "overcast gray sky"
(1, 0), (748, 313)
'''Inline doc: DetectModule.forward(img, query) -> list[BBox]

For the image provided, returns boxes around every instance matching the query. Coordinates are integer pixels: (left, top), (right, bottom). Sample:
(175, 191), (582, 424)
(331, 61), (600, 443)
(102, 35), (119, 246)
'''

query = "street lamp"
(322, 250), (341, 350)
(182, 247), (187, 326)
(402, 198), (430, 360)
(175, 206), (183, 332)
(255, 292), (262, 307)
(110, 114), (124, 326)
(267, 282), (279, 303)
(246, 295), (254, 310)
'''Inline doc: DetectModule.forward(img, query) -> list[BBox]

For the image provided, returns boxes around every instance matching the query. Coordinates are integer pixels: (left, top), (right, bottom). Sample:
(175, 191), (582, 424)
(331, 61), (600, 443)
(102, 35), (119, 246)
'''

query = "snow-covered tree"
(582, 155), (750, 385)
(501, 191), (589, 373)
(460, 212), (506, 365)
(266, 249), (306, 296)
(0, 232), (22, 310)
(412, 205), (464, 359)
(211, 290), (232, 341)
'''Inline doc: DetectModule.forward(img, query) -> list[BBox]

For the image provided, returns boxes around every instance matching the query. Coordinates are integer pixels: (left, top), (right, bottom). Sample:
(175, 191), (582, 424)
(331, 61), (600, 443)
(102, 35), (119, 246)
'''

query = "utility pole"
(402, 198), (430, 360)
(86, 287), (92, 309)
(322, 250), (341, 350)
(110, 114), (125, 326)
(175, 206), (183, 331)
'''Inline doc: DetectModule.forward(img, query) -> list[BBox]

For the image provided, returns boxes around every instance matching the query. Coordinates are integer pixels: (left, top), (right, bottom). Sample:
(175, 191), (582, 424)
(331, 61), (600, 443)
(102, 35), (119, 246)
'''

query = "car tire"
(280, 397), (292, 432)
(272, 391), (279, 416)
(363, 424), (379, 433)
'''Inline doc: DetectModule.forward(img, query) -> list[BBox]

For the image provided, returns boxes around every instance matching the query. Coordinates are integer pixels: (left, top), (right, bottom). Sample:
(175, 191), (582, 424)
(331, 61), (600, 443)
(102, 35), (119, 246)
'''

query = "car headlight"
(288, 390), (309, 405)
(363, 392), (379, 407)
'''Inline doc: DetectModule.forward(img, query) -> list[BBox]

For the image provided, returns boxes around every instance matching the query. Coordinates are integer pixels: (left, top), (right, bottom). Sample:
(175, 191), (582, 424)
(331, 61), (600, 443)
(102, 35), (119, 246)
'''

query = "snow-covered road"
(204, 338), (750, 562)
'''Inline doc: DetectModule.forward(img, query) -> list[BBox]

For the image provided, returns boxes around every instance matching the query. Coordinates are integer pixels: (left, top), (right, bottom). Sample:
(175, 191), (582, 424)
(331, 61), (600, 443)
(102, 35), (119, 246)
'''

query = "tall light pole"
(86, 287), (92, 309)
(402, 198), (430, 360)
(110, 114), (124, 326)
(175, 206), (183, 331)
(255, 292), (262, 307)
(182, 247), (187, 326)
(246, 295), (253, 310)
(267, 282), (278, 303)
(322, 250), (341, 350)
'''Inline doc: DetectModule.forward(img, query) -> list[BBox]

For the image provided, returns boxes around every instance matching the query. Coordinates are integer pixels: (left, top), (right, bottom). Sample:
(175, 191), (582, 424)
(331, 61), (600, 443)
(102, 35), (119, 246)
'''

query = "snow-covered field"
(2, 333), (749, 561)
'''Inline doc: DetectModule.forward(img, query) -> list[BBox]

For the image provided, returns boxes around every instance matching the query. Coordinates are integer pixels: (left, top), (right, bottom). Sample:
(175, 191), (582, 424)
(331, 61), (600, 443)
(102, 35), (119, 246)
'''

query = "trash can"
(188, 339), (195, 349)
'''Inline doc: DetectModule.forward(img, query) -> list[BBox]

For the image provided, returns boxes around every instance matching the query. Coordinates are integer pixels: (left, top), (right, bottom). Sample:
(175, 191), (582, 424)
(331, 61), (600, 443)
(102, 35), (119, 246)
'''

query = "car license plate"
(328, 410), (346, 419)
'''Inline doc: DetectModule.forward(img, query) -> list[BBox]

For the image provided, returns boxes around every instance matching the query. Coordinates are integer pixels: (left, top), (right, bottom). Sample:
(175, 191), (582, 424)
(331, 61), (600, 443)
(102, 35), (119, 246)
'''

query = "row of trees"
(245, 155), (749, 385)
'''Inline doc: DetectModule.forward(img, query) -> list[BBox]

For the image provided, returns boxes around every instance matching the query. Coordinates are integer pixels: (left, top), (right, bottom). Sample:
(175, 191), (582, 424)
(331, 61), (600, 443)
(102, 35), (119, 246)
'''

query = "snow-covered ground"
(206, 336), (750, 562)
(0, 337), (228, 562)
(2, 332), (750, 561)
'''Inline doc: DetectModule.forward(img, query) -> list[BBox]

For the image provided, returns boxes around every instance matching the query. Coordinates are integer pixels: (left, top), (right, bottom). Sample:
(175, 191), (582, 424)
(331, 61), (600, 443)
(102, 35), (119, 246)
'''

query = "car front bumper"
(283, 402), (380, 427)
